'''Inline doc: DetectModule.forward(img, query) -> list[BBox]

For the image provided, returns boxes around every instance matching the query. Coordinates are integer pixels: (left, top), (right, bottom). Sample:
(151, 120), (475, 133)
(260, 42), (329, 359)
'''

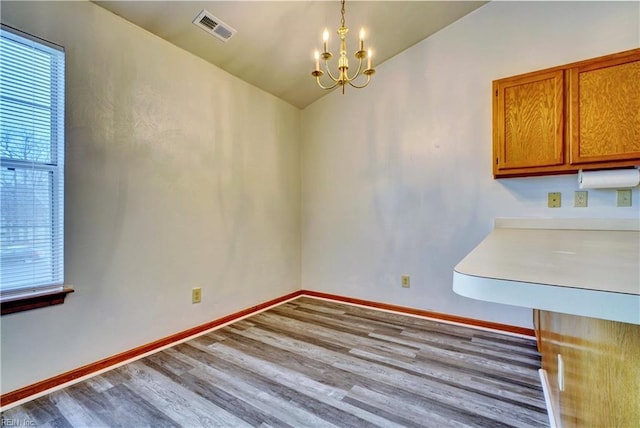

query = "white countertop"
(453, 219), (640, 325)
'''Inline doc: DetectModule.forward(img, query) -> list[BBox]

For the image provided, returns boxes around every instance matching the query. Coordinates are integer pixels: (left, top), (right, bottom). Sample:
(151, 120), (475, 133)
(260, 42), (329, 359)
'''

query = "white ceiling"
(93, 1), (487, 109)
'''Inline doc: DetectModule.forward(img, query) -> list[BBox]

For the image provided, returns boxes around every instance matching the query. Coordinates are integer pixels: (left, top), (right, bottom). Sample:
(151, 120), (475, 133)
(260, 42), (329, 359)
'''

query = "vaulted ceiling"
(93, 1), (487, 109)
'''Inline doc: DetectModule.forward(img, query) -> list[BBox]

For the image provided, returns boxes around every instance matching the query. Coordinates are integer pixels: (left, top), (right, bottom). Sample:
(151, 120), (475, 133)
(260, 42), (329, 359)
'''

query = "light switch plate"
(548, 192), (561, 208)
(617, 189), (632, 207)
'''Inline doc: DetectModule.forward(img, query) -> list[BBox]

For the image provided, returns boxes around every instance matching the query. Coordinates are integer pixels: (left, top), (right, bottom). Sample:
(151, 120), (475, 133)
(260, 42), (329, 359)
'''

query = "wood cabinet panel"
(569, 52), (640, 164)
(493, 48), (640, 178)
(494, 70), (564, 174)
(539, 310), (640, 427)
(533, 309), (541, 352)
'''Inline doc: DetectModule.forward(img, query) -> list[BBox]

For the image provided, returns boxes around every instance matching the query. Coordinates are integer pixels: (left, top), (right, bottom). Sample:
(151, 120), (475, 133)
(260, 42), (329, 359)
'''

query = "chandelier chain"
(340, 0), (346, 28)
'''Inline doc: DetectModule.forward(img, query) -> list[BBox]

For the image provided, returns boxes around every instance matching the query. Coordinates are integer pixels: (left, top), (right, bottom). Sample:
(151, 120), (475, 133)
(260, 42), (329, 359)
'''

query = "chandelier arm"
(347, 74), (372, 89)
(316, 76), (340, 90)
(343, 57), (364, 82)
(323, 62), (341, 82)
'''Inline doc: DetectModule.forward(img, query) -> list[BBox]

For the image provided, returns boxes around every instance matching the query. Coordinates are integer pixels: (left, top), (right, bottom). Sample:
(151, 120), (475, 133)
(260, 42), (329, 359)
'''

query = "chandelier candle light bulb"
(311, 0), (375, 93)
(323, 29), (329, 53)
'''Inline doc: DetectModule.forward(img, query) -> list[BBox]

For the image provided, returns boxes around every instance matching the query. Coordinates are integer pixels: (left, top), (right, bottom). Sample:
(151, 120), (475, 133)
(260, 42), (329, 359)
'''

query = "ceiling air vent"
(192, 10), (237, 43)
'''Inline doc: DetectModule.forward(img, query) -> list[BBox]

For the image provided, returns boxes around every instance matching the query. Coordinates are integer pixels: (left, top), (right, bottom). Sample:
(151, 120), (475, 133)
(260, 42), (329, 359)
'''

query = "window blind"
(0, 25), (65, 294)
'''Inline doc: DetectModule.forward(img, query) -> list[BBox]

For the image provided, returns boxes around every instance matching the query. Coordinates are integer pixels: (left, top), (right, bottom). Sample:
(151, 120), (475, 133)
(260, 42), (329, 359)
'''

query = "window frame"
(0, 24), (72, 315)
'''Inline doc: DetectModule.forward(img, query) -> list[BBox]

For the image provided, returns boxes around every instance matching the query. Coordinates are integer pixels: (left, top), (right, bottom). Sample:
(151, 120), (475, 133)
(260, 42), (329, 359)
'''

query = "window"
(0, 25), (66, 304)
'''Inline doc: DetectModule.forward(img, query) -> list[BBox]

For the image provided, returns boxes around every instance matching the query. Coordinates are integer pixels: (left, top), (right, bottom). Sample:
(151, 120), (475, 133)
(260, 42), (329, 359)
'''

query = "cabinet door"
(569, 50), (640, 164)
(493, 70), (565, 177)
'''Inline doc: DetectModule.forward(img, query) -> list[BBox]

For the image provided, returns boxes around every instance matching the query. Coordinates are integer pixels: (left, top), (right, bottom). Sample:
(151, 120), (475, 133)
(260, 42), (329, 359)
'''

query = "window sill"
(1, 286), (74, 315)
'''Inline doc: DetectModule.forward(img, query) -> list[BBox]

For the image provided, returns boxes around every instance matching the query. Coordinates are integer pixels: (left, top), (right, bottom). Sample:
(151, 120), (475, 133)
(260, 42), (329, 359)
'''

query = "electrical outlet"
(574, 191), (588, 207)
(617, 189), (632, 207)
(192, 287), (202, 304)
(548, 192), (561, 208)
(401, 275), (410, 288)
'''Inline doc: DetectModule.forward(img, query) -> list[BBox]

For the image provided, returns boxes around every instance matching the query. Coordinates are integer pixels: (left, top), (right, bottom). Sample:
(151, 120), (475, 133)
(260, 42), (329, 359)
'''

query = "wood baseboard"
(0, 290), (304, 408)
(1, 289), (532, 408)
(301, 290), (535, 337)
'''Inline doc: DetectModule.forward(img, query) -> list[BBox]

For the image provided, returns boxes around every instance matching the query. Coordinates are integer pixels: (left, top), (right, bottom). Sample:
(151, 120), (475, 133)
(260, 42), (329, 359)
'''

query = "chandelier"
(311, 0), (375, 93)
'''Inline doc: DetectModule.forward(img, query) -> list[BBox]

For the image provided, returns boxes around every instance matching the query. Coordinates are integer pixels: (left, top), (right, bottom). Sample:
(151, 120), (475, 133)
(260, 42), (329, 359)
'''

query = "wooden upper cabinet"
(493, 70), (564, 176)
(493, 48), (640, 178)
(569, 51), (640, 164)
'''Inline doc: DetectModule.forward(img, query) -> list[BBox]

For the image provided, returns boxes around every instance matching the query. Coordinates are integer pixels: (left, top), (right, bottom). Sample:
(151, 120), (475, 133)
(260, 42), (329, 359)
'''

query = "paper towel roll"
(578, 169), (640, 189)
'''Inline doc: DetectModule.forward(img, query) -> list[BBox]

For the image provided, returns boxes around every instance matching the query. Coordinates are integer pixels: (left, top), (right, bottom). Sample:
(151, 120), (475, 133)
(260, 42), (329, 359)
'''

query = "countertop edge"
(453, 270), (640, 325)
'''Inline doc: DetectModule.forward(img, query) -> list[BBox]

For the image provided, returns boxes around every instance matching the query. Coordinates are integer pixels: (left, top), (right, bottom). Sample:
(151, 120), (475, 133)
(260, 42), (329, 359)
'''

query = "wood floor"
(1, 297), (549, 427)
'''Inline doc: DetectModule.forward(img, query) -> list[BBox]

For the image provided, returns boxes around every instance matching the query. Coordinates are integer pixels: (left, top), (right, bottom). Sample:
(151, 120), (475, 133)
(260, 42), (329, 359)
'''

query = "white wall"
(301, 2), (640, 328)
(1, 1), (301, 394)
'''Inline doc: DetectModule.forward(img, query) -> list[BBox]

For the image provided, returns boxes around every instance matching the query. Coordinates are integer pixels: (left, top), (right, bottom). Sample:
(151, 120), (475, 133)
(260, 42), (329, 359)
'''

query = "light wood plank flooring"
(1, 297), (549, 427)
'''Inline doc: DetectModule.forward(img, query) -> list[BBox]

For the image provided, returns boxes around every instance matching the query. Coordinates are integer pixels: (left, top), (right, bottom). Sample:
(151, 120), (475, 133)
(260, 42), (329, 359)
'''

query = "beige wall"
(2, 0), (639, 397)
(301, 1), (640, 328)
(1, 1), (301, 394)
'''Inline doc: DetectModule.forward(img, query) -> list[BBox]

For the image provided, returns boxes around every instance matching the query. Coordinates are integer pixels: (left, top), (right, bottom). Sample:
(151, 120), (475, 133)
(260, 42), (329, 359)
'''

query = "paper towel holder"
(578, 167), (640, 190)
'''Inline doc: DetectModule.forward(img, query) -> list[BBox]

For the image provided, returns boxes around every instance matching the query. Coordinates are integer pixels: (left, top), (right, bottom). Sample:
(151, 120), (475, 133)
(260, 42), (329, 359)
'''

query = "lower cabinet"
(537, 310), (640, 427)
